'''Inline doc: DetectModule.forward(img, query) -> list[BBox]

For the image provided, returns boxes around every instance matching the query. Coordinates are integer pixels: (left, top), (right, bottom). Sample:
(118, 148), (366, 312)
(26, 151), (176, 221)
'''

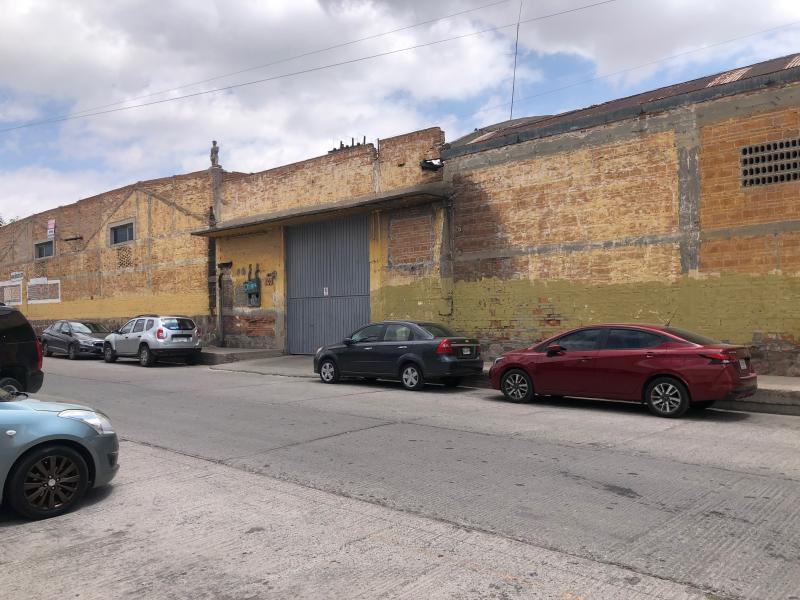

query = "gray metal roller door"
(286, 215), (370, 354)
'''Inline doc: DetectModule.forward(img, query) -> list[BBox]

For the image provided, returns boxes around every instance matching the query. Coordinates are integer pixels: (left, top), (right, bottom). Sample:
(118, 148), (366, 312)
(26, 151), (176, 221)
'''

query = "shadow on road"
(0, 485), (116, 528)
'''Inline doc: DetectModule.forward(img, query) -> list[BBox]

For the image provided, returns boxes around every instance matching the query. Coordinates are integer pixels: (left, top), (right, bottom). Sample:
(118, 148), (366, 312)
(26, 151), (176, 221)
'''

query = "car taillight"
(436, 339), (454, 355)
(36, 339), (43, 370)
(157, 328), (166, 340)
(700, 350), (736, 365)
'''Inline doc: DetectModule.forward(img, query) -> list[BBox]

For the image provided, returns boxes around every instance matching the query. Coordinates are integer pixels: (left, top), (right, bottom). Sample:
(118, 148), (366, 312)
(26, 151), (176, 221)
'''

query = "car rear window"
(418, 323), (455, 338)
(664, 327), (718, 345)
(161, 318), (196, 331)
(0, 310), (36, 343)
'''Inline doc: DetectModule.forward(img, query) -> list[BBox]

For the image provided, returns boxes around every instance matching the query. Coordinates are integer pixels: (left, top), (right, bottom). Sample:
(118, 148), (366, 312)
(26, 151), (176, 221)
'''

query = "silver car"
(0, 389), (118, 519)
(103, 315), (202, 367)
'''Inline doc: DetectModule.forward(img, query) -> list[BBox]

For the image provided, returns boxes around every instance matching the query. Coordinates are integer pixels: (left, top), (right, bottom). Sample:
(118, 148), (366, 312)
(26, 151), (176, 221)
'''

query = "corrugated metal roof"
(450, 53), (800, 151)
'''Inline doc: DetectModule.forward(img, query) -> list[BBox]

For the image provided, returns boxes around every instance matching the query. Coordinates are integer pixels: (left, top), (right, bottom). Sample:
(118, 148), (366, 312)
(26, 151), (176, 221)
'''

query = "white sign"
(323, 286), (329, 297)
(47, 218), (55, 240)
(9, 271), (22, 281)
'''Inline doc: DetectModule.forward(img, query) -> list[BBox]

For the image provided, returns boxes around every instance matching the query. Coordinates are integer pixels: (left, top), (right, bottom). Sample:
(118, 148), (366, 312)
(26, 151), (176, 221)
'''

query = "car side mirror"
(343, 338), (353, 346)
(546, 344), (565, 356)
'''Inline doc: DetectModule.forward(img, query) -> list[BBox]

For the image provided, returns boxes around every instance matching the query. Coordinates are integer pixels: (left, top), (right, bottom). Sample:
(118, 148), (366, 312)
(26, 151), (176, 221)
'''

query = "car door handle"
(579, 357), (593, 362)
(398, 346), (407, 349)
(645, 353), (655, 358)
(364, 347), (373, 350)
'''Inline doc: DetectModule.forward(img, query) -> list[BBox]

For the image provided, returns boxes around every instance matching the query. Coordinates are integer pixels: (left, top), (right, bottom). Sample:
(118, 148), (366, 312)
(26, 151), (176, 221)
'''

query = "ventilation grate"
(741, 137), (800, 187)
(116, 245), (134, 269)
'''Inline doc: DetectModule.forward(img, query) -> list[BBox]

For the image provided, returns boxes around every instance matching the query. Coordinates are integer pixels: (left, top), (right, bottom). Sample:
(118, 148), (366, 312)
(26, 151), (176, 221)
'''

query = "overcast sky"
(1, 0), (799, 220)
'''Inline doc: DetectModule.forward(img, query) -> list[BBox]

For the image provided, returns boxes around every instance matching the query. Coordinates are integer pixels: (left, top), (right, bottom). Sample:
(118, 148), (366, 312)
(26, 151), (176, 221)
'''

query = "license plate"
(738, 358), (747, 370)
(461, 347), (471, 356)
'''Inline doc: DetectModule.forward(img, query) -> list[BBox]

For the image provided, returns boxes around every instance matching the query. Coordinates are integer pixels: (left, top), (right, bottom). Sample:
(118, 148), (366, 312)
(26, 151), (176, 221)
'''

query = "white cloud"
(0, 0), (798, 218)
(0, 167), (127, 221)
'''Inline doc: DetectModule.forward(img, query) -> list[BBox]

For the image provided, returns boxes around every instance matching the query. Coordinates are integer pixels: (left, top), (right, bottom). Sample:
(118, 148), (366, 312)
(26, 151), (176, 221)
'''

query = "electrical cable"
(474, 19), (800, 117)
(0, 0), (621, 133)
(65, 0), (512, 118)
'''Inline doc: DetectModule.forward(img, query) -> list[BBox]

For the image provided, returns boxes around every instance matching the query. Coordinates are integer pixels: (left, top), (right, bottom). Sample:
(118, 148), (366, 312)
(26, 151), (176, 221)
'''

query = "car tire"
(319, 359), (339, 384)
(42, 341), (52, 357)
(400, 363), (425, 391)
(138, 344), (155, 367)
(7, 444), (89, 520)
(692, 400), (716, 410)
(442, 377), (463, 388)
(645, 377), (690, 418)
(103, 344), (118, 363)
(67, 344), (79, 360)
(500, 369), (534, 403)
(0, 377), (23, 394)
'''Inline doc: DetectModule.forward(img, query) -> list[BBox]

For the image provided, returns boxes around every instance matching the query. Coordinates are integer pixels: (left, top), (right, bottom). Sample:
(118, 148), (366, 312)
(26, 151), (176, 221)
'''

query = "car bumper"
(426, 356), (484, 378)
(722, 379), (758, 401)
(152, 347), (202, 358)
(26, 369), (44, 394)
(78, 345), (104, 356)
(84, 433), (120, 488)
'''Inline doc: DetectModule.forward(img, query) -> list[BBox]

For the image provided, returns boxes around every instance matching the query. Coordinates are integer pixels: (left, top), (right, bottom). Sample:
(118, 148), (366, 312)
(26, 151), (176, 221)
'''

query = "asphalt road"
(22, 356), (800, 599)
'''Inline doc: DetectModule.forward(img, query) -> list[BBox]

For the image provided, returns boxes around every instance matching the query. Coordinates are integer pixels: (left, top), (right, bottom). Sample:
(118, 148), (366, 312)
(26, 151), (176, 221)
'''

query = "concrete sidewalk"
(211, 355), (800, 416)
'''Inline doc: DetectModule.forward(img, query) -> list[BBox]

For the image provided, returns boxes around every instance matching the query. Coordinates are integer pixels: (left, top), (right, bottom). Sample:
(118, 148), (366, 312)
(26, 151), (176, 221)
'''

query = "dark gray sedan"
(0, 389), (119, 519)
(314, 321), (483, 390)
(41, 321), (110, 359)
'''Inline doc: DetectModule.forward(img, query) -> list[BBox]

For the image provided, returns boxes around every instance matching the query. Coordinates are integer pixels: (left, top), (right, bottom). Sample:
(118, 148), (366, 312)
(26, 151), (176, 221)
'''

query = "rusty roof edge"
(442, 64), (800, 161)
(191, 181), (452, 237)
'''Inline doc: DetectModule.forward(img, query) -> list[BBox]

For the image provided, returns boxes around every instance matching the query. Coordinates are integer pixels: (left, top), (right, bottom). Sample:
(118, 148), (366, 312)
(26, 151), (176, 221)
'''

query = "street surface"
(3, 357), (799, 599)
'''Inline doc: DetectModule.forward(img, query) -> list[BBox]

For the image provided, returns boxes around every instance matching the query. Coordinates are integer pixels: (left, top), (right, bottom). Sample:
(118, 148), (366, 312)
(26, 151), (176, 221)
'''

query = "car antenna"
(664, 307), (679, 327)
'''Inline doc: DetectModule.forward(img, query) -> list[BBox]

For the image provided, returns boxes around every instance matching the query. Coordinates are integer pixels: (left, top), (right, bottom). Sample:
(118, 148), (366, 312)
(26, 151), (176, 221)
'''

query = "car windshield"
(161, 318), (196, 331)
(664, 327), (719, 345)
(419, 323), (455, 338)
(69, 322), (108, 334)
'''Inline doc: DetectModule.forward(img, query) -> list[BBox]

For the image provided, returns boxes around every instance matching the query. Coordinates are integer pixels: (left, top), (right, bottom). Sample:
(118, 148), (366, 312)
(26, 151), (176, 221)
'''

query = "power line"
(65, 0), (512, 118)
(474, 19), (800, 117)
(0, 0), (621, 133)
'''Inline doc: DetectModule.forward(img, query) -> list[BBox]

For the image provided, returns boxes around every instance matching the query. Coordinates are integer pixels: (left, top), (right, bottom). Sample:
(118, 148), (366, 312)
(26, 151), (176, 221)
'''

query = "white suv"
(103, 315), (202, 367)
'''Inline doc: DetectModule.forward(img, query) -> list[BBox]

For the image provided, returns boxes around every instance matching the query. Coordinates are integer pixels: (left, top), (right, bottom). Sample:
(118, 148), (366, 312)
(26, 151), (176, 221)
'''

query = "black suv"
(0, 307), (44, 393)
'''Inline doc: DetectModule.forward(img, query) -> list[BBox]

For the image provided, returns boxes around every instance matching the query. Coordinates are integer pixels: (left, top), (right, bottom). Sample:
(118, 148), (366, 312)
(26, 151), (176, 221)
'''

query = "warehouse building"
(2, 53), (800, 373)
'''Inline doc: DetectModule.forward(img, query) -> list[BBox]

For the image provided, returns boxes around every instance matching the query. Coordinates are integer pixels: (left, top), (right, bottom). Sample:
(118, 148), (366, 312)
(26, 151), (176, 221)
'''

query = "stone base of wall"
(220, 313), (280, 349)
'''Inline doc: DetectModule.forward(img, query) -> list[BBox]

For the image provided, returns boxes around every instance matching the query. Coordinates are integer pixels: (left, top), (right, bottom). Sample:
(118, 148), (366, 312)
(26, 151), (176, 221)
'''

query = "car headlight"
(316, 347), (323, 355)
(58, 410), (115, 435)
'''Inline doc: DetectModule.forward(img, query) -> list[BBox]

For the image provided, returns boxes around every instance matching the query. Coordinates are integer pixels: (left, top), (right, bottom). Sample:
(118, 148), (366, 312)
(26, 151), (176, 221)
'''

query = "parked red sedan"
(489, 324), (757, 418)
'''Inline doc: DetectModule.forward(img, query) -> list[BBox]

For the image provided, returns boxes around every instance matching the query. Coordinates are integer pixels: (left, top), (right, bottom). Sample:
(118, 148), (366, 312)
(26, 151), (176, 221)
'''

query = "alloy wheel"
(320, 361), (336, 382)
(650, 382), (682, 414)
(503, 372), (529, 402)
(402, 366), (419, 388)
(23, 455), (81, 512)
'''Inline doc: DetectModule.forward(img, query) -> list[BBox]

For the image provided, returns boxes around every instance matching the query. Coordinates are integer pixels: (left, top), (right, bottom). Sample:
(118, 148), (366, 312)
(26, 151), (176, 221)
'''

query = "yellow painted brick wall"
(216, 228), (285, 348)
(377, 128), (444, 191)
(0, 171), (213, 326)
(700, 106), (800, 229)
(452, 131), (679, 257)
(219, 146), (376, 222)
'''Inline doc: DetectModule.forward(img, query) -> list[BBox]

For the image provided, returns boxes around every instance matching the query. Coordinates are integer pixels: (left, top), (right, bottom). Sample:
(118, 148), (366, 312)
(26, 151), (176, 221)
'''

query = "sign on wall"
(0, 280), (22, 305)
(9, 271), (23, 281)
(47, 218), (56, 240)
(27, 277), (61, 304)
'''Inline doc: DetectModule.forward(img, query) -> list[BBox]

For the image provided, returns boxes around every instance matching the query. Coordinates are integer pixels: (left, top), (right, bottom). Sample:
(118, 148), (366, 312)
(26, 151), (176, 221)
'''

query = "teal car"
(0, 389), (118, 519)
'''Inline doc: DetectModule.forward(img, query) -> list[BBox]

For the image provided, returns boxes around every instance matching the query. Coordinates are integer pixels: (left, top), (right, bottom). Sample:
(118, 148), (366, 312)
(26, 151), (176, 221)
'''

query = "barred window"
(110, 221), (134, 245)
(35, 240), (54, 259)
(741, 138), (800, 187)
